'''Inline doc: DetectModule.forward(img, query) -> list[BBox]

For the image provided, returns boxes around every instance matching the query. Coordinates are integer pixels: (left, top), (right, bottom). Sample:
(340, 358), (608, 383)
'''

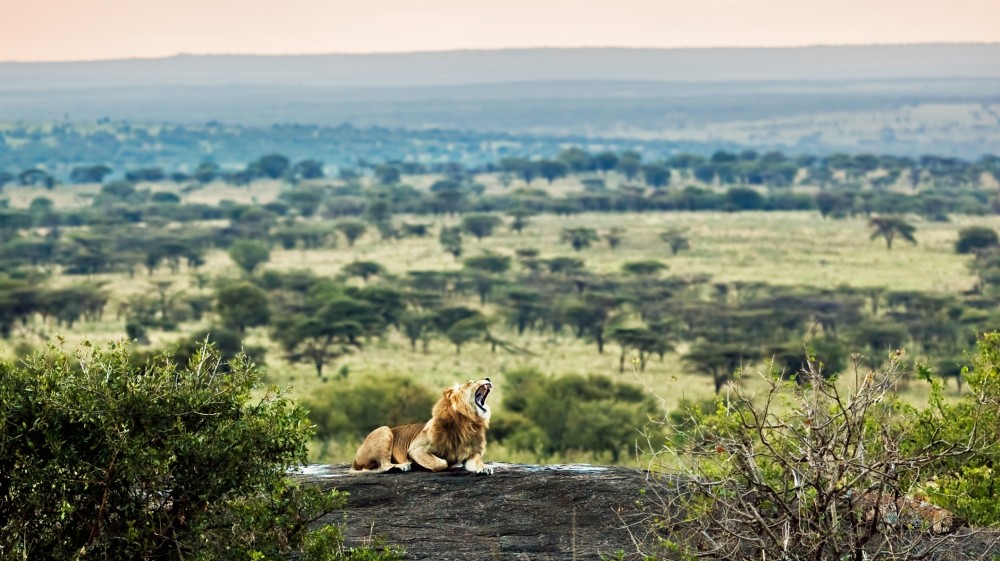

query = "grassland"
(2, 176), (991, 465)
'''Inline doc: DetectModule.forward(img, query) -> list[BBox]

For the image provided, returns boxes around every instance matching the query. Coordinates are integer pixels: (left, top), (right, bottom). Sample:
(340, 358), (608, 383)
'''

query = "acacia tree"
(464, 253), (512, 304)
(216, 280), (270, 332)
(605, 227), (626, 250)
(660, 229), (691, 255)
(684, 341), (761, 394)
(274, 296), (381, 376)
(461, 213), (502, 241)
(561, 227), (600, 251)
(869, 216), (917, 250)
(439, 225), (463, 259)
(228, 239), (271, 275)
(335, 220), (367, 247)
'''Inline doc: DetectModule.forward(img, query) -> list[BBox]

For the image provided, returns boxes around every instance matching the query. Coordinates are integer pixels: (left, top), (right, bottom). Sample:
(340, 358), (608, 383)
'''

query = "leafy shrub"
(908, 331), (1000, 526)
(496, 368), (659, 461)
(955, 226), (999, 254)
(646, 340), (1000, 560)
(0, 340), (396, 560)
(305, 374), (437, 440)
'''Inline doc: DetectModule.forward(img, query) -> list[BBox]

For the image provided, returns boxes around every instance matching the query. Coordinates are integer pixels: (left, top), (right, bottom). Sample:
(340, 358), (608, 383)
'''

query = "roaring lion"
(350, 378), (494, 475)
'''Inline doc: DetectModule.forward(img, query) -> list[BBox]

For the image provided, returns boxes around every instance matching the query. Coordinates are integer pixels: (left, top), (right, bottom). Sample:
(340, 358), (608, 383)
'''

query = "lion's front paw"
(480, 465), (494, 475)
(398, 462), (412, 472)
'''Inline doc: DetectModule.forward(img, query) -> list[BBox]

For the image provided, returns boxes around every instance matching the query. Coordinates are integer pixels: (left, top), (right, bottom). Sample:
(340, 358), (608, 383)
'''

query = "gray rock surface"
(297, 463), (656, 560)
(295, 463), (1000, 561)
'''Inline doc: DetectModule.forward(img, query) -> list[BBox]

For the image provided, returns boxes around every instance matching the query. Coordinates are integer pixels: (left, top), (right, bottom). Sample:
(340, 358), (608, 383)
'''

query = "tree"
(293, 159), (325, 180)
(537, 160), (569, 184)
(725, 187), (765, 211)
(0, 341), (363, 560)
(561, 227), (599, 251)
(659, 228), (690, 254)
(335, 220), (367, 247)
(956, 226), (999, 254)
(18, 168), (54, 188)
(125, 167), (165, 182)
(604, 227), (625, 250)
(508, 208), (533, 234)
(622, 260), (667, 277)
(400, 310), (436, 353)
(216, 280), (270, 332)
(684, 341), (761, 394)
(593, 151), (619, 173)
(504, 287), (545, 335)
(341, 260), (386, 283)
(616, 151), (642, 181)
(279, 185), (326, 218)
(193, 161), (221, 183)
(429, 179), (467, 214)
(464, 253), (512, 304)
(228, 239), (271, 275)
(374, 164), (401, 185)
(70, 164), (113, 184)
(254, 153), (291, 179)
(439, 226), (463, 259)
(558, 293), (617, 353)
(446, 315), (490, 355)
(869, 216), (917, 250)
(274, 297), (376, 376)
(642, 164), (671, 188)
(461, 213), (502, 241)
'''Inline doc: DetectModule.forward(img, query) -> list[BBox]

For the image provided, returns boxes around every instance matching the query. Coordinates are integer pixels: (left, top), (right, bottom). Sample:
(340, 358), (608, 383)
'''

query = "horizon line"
(3, 41), (998, 64)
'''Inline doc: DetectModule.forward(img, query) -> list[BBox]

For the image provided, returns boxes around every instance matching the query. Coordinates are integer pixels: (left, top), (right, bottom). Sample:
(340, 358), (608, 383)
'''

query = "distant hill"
(1, 45), (999, 157)
(2, 45), (999, 90)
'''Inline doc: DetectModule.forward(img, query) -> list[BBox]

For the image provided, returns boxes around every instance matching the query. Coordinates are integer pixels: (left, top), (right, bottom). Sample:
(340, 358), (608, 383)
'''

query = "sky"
(2, 0), (999, 62)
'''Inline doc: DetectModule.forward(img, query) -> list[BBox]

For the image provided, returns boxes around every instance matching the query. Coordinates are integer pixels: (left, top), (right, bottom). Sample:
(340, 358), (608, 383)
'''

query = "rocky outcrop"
(298, 463), (658, 560)
(296, 463), (1000, 561)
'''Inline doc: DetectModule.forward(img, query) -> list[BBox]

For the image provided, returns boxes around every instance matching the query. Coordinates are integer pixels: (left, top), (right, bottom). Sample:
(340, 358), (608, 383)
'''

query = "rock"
(295, 463), (1000, 561)
(297, 463), (658, 560)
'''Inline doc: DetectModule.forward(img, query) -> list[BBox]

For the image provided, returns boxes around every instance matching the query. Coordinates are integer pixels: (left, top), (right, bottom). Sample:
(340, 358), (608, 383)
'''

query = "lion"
(350, 378), (494, 475)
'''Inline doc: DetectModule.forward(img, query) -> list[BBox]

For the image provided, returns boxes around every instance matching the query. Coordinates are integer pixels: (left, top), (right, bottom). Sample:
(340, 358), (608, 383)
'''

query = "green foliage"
(0, 341), (346, 560)
(956, 226), (999, 254)
(341, 260), (387, 282)
(304, 375), (436, 440)
(561, 227), (599, 251)
(228, 239), (271, 275)
(496, 368), (658, 461)
(659, 229), (690, 255)
(301, 525), (404, 561)
(438, 225), (463, 259)
(216, 280), (270, 332)
(461, 213), (502, 241)
(869, 215), (917, 250)
(908, 332), (1000, 526)
(335, 219), (368, 247)
(622, 260), (667, 276)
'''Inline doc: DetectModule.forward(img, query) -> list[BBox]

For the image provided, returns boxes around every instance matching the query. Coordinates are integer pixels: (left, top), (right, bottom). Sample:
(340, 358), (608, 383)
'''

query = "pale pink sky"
(2, 0), (999, 62)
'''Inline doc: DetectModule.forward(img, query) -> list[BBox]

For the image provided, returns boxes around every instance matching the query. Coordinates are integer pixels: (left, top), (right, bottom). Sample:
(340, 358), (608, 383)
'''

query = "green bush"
(305, 375), (437, 440)
(497, 368), (659, 462)
(909, 331), (1000, 526)
(0, 340), (398, 560)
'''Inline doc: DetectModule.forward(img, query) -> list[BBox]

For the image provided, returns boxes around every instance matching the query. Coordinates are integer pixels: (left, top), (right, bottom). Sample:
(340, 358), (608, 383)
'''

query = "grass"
(3, 177), (992, 465)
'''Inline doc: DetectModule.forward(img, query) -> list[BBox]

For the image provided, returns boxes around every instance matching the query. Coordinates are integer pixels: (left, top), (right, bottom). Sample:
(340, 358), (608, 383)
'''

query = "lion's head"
(437, 378), (492, 423)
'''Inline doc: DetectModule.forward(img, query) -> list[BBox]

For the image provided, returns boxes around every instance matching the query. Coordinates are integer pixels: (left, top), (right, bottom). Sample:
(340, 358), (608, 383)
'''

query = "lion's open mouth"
(475, 382), (491, 411)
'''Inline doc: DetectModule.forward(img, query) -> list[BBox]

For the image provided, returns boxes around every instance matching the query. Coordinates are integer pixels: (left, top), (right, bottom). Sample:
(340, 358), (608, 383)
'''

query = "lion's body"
(350, 379), (493, 475)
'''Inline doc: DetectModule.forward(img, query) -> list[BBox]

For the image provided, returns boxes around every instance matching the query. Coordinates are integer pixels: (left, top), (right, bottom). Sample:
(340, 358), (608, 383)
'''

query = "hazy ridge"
(1, 45), (999, 157)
